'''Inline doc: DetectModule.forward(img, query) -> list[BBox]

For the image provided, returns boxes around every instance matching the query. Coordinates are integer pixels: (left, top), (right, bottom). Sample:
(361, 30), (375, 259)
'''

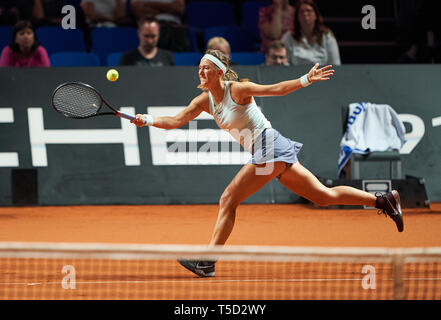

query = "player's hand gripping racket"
(51, 82), (136, 120)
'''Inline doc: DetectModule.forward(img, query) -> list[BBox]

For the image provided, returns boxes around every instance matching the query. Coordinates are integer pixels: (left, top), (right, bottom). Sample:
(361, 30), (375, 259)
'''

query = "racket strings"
(52, 84), (102, 118)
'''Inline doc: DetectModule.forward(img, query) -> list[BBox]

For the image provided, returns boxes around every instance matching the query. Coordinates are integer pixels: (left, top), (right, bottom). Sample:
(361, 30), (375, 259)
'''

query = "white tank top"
(207, 81), (272, 152)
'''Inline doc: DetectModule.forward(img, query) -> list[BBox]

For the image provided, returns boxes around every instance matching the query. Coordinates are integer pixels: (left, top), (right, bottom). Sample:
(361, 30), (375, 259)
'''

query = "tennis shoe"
(177, 259), (216, 277)
(376, 190), (404, 232)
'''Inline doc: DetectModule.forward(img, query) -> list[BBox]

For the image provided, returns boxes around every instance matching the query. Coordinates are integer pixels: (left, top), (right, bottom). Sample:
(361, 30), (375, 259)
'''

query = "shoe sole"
(391, 190), (404, 232)
(178, 260), (215, 278)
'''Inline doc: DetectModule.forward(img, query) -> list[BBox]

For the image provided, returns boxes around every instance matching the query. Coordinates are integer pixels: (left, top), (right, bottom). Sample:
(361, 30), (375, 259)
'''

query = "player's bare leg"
(209, 162), (287, 245)
(178, 162), (287, 277)
(278, 162), (403, 231)
(278, 162), (376, 206)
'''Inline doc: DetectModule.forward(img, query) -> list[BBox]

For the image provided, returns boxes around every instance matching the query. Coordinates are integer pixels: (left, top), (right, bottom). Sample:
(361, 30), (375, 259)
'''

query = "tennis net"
(0, 242), (440, 300)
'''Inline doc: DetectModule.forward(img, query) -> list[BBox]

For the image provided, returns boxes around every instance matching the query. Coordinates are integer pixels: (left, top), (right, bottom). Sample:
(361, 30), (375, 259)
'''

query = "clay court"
(1, 204), (441, 246)
(1, 203), (440, 299)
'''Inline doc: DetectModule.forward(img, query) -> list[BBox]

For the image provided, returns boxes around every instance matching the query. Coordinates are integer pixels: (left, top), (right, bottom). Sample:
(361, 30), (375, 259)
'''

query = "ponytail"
(224, 67), (239, 82)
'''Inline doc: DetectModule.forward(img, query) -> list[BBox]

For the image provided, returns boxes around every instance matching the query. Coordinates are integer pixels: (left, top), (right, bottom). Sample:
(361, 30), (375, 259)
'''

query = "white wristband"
(143, 114), (154, 126)
(300, 74), (311, 87)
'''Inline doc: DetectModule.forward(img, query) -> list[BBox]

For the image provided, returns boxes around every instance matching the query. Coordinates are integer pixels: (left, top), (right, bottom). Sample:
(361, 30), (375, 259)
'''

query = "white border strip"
(0, 242), (440, 263)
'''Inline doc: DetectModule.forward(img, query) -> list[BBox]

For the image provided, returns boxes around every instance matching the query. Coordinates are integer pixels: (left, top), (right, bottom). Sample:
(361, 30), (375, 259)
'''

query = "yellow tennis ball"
(106, 69), (119, 82)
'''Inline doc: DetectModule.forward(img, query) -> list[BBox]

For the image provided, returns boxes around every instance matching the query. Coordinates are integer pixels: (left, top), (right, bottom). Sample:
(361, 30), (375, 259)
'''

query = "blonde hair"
(206, 37), (231, 55)
(198, 49), (240, 90)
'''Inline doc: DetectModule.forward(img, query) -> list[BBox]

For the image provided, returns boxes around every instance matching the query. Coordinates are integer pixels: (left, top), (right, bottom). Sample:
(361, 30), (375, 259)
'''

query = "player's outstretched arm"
(235, 63), (334, 98)
(130, 92), (209, 129)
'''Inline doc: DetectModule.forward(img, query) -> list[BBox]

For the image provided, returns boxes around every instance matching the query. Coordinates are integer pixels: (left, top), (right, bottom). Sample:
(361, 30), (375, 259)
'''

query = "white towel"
(337, 102), (406, 177)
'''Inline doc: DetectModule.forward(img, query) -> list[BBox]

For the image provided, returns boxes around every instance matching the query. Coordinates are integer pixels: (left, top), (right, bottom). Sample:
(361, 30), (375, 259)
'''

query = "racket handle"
(117, 111), (136, 121)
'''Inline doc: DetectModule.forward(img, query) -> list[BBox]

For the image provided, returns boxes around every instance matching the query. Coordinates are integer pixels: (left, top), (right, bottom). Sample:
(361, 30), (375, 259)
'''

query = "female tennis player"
(131, 49), (404, 277)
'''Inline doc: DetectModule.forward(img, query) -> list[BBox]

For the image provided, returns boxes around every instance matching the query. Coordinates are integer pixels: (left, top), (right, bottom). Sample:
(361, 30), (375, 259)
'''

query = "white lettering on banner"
(0, 108), (14, 123)
(27, 107), (140, 167)
(147, 107), (251, 165)
(1, 107), (432, 168)
(398, 114), (425, 155)
(0, 108), (19, 167)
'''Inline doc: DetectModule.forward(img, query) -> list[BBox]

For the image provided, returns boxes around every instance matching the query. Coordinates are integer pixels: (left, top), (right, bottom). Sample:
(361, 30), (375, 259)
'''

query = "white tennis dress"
(207, 81), (272, 153)
(207, 81), (303, 166)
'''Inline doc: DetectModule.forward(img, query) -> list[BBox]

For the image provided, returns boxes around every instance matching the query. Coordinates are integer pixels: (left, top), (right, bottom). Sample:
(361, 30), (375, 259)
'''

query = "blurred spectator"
(81, 0), (128, 27)
(130, 0), (189, 52)
(21, 0), (67, 27)
(0, 20), (50, 67)
(206, 36), (236, 65)
(258, 0), (295, 53)
(119, 15), (174, 66)
(395, 0), (435, 63)
(131, 0), (183, 23)
(264, 40), (289, 66)
(281, 0), (340, 66)
(0, 1), (20, 26)
(206, 37), (231, 60)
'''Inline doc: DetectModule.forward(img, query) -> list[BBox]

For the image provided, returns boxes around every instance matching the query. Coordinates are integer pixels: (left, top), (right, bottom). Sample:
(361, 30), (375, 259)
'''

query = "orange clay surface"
(1, 203), (440, 300)
(1, 203), (440, 246)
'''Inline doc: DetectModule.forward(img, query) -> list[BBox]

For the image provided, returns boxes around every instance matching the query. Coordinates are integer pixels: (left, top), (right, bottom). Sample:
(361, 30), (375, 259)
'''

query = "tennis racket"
(51, 82), (136, 120)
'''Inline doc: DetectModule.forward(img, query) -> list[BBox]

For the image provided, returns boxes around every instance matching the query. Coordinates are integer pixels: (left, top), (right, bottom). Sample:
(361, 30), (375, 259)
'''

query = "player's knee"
(312, 189), (336, 207)
(219, 190), (239, 211)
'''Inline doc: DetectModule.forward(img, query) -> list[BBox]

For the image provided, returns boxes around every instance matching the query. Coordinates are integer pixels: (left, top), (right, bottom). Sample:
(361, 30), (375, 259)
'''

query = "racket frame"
(51, 82), (135, 120)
